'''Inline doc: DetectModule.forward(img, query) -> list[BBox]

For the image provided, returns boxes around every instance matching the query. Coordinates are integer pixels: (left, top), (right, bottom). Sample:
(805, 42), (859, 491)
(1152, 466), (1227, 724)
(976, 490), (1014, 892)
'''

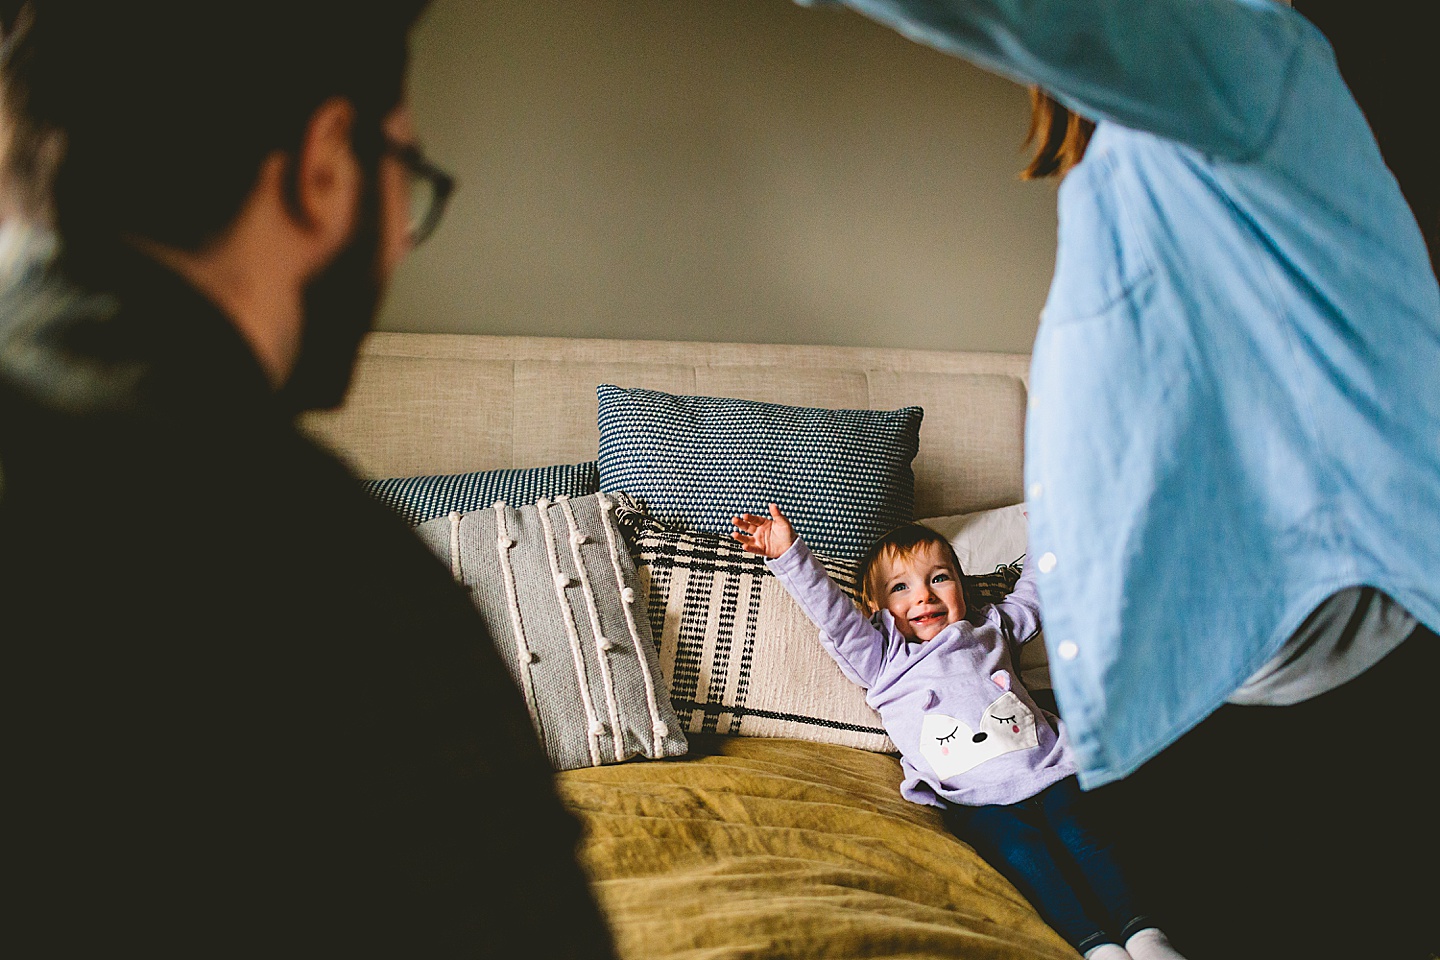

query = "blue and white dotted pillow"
(596, 385), (922, 561)
(365, 461), (600, 526)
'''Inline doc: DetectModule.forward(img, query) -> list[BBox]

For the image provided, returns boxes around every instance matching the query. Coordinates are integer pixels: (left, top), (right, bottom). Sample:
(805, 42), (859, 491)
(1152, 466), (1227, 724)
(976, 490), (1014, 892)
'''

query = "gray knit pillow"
(416, 493), (687, 771)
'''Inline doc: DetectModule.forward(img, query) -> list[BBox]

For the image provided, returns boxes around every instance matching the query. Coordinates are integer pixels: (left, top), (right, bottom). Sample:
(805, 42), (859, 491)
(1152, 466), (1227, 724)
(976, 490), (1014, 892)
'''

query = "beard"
(278, 178), (384, 413)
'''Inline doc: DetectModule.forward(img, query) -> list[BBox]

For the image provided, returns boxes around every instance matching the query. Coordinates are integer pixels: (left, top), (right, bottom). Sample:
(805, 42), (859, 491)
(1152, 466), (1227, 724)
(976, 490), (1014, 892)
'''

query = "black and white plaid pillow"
(365, 461), (599, 526)
(596, 385), (922, 562)
(610, 494), (893, 752)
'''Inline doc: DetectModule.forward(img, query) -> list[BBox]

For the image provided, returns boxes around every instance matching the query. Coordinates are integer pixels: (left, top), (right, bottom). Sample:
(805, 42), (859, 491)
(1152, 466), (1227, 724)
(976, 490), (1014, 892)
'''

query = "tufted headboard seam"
(303, 332), (1031, 518)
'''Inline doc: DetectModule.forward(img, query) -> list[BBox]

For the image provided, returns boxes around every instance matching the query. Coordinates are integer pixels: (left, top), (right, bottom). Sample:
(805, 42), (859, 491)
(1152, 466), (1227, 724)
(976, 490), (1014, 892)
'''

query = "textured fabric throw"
(963, 561), (1024, 610)
(612, 494), (896, 753)
(415, 493), (688, 771)
(367, 461), (599, 526)
(596, 385), (922, 561)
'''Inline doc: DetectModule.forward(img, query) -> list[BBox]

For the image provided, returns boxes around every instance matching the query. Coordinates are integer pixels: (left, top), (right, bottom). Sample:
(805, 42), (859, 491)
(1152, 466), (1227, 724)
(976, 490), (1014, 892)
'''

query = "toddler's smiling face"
(876, 542), (966, 642)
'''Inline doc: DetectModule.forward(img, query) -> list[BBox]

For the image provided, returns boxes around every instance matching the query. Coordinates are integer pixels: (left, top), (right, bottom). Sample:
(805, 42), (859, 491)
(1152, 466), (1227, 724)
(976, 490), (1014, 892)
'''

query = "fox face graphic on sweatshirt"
(920, 681), (1041, 779)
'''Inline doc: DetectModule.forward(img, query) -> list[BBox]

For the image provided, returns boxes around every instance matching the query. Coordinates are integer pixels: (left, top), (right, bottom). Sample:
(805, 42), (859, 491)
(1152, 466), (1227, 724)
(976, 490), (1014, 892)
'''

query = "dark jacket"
(0, 239), (614, 957)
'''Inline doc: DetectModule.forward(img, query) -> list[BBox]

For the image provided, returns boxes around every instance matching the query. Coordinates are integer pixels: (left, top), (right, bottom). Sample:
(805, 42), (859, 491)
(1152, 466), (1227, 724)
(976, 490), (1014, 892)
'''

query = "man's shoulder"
(0, 250), (143, 416)
(160, 413), (442, 582)
(2, 371), (460, 628)
(0, 244), (468, 634)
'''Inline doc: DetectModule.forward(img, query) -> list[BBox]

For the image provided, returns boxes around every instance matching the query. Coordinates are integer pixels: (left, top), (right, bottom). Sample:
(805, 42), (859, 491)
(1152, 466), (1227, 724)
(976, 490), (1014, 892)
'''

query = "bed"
(304, 331), (1077, 959)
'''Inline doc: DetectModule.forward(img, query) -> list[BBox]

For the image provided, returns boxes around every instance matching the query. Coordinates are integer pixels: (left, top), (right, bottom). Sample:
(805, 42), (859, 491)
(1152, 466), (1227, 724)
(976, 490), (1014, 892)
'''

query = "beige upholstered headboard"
(303, 332), (1031, 519)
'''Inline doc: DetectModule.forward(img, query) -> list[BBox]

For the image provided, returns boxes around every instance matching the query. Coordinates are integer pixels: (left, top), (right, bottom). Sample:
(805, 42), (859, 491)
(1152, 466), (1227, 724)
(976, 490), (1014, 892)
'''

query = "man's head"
(0, 0), (438, 407)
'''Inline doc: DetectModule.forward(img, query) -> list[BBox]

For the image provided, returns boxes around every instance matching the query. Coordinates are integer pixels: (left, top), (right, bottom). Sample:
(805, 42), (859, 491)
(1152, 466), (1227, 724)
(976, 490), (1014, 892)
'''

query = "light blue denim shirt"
(797, 0), (1440, 786)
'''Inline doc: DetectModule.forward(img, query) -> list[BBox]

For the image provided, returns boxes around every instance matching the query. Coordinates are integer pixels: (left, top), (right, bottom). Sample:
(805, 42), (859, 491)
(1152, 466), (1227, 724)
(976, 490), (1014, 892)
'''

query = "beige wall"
(382, 0), (1059, 355)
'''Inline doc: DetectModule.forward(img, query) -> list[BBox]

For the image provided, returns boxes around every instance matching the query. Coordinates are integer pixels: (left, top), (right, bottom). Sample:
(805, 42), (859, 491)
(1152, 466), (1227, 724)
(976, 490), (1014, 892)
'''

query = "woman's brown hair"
(1021, 86), (1095, 181)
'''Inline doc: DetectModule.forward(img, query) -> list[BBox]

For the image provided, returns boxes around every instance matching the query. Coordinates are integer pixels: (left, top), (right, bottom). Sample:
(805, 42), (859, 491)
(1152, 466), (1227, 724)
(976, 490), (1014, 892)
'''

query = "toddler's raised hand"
(731, 503), (797, 559)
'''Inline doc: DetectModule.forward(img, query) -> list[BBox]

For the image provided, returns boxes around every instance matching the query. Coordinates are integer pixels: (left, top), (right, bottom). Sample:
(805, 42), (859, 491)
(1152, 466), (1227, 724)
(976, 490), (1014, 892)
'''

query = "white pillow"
(919, 502), (1029, 575)
(919, 504), (1050, 691)
(612, 494), (896, 753)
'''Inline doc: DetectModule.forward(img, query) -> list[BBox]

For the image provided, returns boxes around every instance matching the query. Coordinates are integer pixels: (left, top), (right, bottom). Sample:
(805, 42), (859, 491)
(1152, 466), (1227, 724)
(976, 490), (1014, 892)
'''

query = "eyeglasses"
(382, 137), (456, 247)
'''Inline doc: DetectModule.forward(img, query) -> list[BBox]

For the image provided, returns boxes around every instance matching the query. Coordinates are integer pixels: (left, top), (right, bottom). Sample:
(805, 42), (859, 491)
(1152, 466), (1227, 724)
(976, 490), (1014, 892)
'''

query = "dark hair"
(856, 523), (963, 614)
(1020, 86), (1095, 181)
(0, 0), (429, 254)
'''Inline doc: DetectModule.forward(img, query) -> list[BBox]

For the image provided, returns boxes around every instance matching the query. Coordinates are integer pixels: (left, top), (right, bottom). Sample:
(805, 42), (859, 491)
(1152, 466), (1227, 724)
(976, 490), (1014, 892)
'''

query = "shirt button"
(1058, 640), (1079, 660)
(1038, 552), (1057, 573)
(1029, 482), (1044, 500)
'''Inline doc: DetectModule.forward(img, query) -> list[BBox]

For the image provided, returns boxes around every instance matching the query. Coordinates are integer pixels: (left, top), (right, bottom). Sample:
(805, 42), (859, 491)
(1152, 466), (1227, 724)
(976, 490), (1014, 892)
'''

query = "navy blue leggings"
(942, 776), (1152, 954)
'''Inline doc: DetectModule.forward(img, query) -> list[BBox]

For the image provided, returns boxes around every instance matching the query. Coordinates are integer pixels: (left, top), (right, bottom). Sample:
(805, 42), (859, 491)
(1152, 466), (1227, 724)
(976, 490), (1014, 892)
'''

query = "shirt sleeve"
(794, 0), (1308, 161)
(767, 538), (890, 688)
(992, 558), (1042, 647)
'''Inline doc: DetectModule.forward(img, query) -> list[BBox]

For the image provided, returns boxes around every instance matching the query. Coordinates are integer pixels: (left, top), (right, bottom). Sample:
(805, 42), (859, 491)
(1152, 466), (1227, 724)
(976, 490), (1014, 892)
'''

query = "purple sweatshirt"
(768, 539), (1076, 807)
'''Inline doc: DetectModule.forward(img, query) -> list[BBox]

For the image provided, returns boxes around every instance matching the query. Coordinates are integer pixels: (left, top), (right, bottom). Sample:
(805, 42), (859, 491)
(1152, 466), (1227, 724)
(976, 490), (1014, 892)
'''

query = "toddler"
(732, 505), (1186, 960)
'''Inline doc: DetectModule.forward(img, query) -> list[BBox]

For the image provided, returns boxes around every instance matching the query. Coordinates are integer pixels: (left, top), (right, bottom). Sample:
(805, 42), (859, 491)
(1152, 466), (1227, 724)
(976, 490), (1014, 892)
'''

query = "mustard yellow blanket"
(558, 735), (1078, 960)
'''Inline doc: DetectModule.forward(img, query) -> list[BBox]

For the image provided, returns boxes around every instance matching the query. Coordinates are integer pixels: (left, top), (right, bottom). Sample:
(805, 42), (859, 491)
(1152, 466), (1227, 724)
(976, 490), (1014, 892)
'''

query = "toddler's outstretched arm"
(997, 561), (1043, 646)
(735, 505), (890, 687)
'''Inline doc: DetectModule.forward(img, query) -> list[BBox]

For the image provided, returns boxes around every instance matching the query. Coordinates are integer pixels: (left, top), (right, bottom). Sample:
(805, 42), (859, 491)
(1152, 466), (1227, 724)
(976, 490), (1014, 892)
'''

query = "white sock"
(1124, 927), (1188, 960)
(1082, 944), (1131, 960)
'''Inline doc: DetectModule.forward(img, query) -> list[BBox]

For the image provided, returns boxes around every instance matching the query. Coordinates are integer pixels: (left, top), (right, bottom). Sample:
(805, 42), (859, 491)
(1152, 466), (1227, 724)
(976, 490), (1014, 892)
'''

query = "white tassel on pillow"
(491, 502), (540, 727)
(595, 495), (667, 756)
(558, 496), (626, 762)
(535, 496), (605, 767)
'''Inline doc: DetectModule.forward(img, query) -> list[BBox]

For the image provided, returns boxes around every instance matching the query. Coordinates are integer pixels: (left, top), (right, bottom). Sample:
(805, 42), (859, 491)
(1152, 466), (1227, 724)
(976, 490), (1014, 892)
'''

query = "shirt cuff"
(765, 537), (812, 579)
